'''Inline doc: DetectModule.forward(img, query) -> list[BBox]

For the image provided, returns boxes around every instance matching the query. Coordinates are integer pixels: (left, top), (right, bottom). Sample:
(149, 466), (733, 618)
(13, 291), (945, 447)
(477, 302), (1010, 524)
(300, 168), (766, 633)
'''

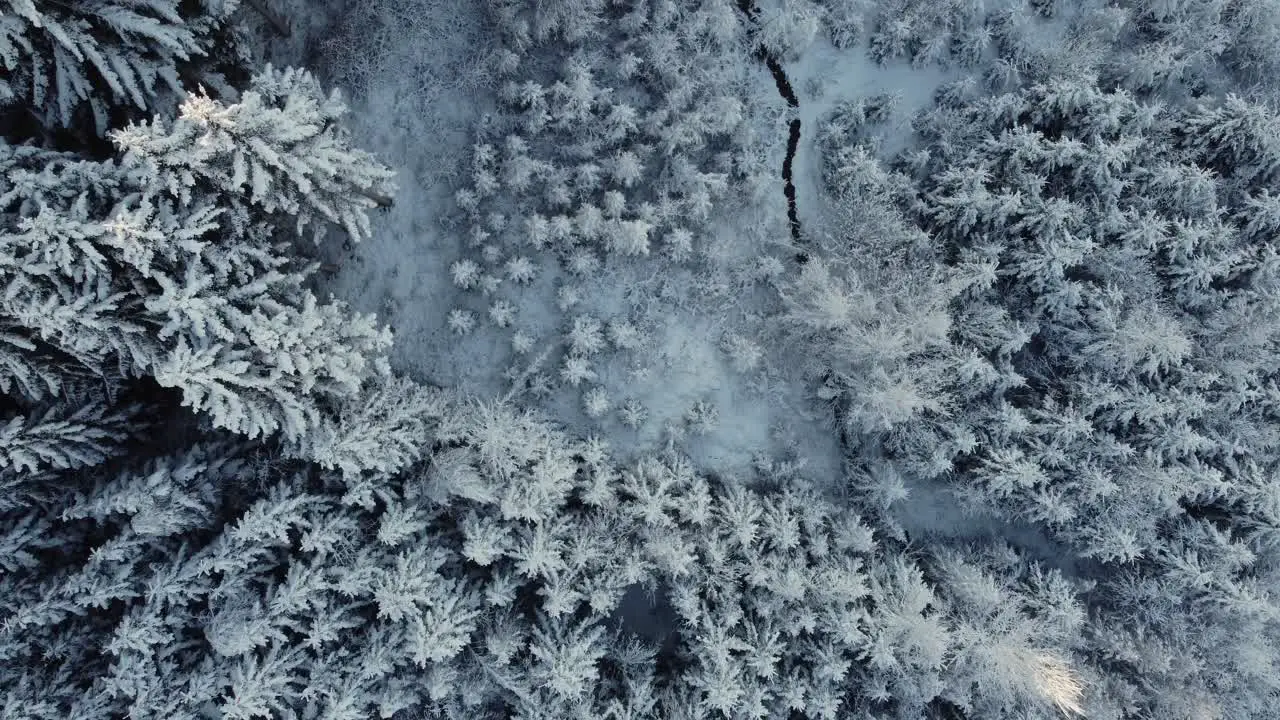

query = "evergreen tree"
(1, 65), (397, 448)
(0, 0), (247, 140)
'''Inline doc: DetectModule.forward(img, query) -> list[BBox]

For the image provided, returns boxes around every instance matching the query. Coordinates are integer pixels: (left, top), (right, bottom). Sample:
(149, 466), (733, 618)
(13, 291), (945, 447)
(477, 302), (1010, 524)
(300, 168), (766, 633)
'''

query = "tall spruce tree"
(1, 0), (248, 141)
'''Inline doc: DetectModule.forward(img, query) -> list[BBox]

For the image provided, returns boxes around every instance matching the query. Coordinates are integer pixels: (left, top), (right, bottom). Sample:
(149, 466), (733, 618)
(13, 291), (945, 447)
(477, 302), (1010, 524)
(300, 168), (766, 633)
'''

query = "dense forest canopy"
(2, 0), (1280, 718)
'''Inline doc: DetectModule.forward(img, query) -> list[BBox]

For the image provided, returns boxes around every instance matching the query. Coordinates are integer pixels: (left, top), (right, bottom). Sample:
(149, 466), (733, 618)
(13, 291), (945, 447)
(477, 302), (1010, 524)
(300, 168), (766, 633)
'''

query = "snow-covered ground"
(290, 0), (843, 480)
(785, 36), (959, 231)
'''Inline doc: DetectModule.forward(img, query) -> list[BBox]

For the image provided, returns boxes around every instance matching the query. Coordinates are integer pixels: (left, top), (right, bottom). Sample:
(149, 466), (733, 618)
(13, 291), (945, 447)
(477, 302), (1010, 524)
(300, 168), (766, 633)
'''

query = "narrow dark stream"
(735, 0), (803, 248)
(783, 119), (801, 242)
(762, 55), (799, 108)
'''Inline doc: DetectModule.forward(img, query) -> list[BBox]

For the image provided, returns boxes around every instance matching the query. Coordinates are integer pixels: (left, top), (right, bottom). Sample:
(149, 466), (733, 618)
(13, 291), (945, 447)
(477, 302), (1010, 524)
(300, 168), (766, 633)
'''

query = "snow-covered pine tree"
(779, 124), (1006, 481)
(1, 66), (397, 448)
(485, 0), (607, 45)
(928, 543), (1087, 717)
(0, 0), (247, 139)
(112, 64), (397, 244)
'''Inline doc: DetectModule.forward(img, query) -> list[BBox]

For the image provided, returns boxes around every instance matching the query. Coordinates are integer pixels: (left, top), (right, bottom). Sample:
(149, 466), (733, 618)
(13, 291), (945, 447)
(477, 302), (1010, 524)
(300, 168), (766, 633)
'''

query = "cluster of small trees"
(441, 0), (765, 427)
(813, 0), (1280, 95)
(812, 0), (1003, 66)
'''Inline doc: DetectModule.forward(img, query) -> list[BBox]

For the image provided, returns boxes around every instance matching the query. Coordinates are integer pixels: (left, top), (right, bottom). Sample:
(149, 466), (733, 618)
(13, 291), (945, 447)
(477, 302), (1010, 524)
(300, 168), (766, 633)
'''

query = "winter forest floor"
(286, 0), (851, 478)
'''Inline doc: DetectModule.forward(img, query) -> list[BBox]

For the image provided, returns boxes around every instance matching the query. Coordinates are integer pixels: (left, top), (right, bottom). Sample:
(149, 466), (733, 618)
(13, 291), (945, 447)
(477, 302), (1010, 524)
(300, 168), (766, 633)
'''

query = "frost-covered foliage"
(437, 0), (770, 425)
(1105, 0), (1280, 90)
(0, 388), (1095, 719)
(779, 93), (999, 479)
(813, 0), (990, 64)
(800, 76), (1280, 716)
(923, 542), (1090, 718)
(0, 0), (247, 137)
(619, 460), (1087, 719)
(815, 0), (1280, 93)
(1, 65), (397, 454)
(8, 0), (1280, 717)
(113, 65), (397, 244)
(475, 0), (748, 249)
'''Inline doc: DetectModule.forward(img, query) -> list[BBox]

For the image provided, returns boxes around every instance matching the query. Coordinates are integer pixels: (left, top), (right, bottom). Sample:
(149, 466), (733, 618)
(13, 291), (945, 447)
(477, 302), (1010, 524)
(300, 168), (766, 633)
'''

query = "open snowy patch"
(786, 35), (959, 233)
